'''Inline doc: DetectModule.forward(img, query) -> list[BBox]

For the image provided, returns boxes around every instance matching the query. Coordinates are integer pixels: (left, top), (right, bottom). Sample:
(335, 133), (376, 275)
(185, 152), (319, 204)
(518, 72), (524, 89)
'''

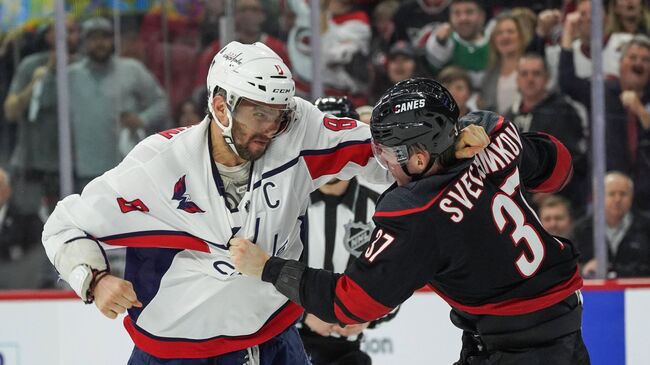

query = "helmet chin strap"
(210, 103), (241, 157)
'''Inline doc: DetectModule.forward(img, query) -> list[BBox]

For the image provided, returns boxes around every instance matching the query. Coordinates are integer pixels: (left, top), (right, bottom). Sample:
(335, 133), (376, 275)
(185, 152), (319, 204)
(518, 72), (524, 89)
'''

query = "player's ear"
(409, 150), (428, 174)
(212, 95), (229, 128)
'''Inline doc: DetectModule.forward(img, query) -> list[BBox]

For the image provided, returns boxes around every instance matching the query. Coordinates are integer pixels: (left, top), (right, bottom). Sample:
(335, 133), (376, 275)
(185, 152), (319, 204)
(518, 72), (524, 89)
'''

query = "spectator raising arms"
(425, 0), (489, 88)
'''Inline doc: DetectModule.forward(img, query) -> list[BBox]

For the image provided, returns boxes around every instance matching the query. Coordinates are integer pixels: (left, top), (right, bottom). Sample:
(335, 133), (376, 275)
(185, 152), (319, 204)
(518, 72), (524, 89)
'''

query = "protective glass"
(371, 139), (410, 170)
(232, 97), (295, 137)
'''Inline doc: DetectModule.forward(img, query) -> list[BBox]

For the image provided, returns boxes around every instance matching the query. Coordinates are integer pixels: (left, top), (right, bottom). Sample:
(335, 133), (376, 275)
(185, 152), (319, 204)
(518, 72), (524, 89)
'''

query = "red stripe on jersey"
(492, 116), (505, 133)
(123, 301), (303, 358)
(373, 189), (446, 217)
(102, 233), (210, 253)
(429, 267), (583, 315)
(529, 133), (573, 193)
(334, 303), (359, 324)
(334, 275), (392, 324)
(331, 11), (370, 25)
(303, 143), (373, 181)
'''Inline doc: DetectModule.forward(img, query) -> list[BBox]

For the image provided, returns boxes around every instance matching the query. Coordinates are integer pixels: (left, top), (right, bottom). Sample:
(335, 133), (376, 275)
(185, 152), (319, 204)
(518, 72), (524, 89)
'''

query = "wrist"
(68, 264), (110, 304)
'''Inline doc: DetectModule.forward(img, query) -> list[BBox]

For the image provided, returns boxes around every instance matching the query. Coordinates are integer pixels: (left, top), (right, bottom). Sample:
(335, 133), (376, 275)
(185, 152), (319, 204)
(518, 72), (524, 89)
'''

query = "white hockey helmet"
(206, 41), (296, 155)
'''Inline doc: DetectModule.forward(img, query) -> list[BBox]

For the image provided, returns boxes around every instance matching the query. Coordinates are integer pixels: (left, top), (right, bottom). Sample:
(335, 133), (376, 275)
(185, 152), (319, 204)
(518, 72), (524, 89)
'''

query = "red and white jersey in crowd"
(287, 0), (371, 94)
(42, 96), (390, 358)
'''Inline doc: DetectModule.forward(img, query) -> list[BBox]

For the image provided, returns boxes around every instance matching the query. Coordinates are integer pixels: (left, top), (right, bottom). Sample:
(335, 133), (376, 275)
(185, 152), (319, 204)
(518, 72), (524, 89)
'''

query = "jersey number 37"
(492, 170), (546, 278)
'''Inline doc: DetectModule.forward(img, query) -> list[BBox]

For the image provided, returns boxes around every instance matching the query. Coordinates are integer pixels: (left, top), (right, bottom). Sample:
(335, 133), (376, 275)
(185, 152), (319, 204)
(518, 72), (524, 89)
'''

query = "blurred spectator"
(68, 17), (168, 191)
(607, 0), (650, 35)
(514, 7), (560, 57)
(438, 65), (474, 117)
(139, 0), (202, 48)
(553, 0), (632, 94)
(199, 0), (225, 48)
(538, 195), (574, 239)
(118, 14), (199, 119)
(3, 19), (80, 214)
(370, 41), (425, 103)
(506, 53), (587, 209)
(288, 0), (371, 105)
(178, 99), (202, 127)
(574, 172), (650, 278)
(425, 0), (489, 88)
(478, 13), (526, 115)
(604, 36), (650, 212)
(0, 31), (20, 168)
(0, 168), (52, 289)
(196, 0), (290, 106)
(512, 7), (539, 47)
(392, 0), (450, 47)
(369, 0), (400, 72)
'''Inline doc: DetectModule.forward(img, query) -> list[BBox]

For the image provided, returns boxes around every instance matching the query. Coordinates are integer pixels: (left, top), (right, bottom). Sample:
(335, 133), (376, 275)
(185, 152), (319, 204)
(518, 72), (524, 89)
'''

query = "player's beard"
(232, 122), (270, 161)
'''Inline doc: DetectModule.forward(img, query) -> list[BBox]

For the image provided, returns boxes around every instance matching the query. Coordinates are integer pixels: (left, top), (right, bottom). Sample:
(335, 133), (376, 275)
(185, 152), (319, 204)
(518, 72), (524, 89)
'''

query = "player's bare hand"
(332, 321), (370, 337)
(455, 124), (490, 159)
(304, 313), (335, 337)
(229, 237), (269, 277)
(93, 275), (142, 319)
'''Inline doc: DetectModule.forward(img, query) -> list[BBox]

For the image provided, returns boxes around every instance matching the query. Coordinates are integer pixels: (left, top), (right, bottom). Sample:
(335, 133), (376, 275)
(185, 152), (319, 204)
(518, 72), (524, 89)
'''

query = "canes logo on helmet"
(371, 78), (459, 158)
(392, 99), (425, 114)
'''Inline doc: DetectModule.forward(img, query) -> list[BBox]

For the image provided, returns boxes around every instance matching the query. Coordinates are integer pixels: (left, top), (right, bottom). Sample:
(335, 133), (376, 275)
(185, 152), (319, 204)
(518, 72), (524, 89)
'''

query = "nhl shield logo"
(343, 221), (374, 258)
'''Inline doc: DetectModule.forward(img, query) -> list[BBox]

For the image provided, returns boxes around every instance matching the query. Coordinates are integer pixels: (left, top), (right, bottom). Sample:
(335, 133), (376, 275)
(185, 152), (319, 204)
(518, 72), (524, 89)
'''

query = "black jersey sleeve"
(518, 131), (574, 193)
(262, 210), (432, 325)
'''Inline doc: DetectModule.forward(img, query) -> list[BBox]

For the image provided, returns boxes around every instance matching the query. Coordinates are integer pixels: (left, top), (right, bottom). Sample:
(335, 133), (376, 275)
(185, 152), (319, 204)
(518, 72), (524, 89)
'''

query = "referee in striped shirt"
(298, 97), (397, 365)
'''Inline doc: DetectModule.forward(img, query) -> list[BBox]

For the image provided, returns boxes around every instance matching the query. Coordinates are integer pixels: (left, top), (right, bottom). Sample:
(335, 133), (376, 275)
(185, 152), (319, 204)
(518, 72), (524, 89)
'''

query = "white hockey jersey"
(42, 97), (391, 358)
(287, 0), (371, 94)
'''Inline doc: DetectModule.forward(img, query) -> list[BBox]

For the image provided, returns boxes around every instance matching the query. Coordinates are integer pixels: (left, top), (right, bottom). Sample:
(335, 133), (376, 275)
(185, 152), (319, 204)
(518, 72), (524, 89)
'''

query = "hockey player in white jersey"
(42, 41), (393, 364)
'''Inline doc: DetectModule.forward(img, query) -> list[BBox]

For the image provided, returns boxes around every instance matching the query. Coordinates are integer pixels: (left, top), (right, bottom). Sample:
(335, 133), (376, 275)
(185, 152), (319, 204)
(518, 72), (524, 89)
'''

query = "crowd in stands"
(1, 0), (650, 288)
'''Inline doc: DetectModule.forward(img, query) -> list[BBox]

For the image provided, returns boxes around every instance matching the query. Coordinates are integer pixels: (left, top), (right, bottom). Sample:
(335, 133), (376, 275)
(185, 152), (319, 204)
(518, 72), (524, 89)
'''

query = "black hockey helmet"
(370, 78), (459, 169)
(315, 96), (360, 120)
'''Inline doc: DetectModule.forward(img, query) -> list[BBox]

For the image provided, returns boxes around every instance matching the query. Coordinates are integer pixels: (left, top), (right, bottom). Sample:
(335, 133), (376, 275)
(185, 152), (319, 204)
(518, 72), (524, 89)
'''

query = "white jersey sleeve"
(42, 126), (199, 280)
(291, 97), (392, 190)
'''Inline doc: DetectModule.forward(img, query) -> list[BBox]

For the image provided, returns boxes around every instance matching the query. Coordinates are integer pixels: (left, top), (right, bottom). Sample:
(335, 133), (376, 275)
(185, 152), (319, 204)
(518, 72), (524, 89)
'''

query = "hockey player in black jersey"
(231, 78), (590, 364)
(301, 96), (397, 365)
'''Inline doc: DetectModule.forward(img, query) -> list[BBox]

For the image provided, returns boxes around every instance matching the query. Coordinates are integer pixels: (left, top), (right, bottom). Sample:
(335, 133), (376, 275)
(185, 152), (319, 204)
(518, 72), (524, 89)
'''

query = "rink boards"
(1, 280), (649, 365)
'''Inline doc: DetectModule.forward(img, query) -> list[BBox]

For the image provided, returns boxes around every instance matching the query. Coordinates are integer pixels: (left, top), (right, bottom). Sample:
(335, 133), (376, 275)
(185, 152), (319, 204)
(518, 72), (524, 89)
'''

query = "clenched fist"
(93, 275), (142, 319)
(455, 124), (490, 159)
(229, 237), (270, 277)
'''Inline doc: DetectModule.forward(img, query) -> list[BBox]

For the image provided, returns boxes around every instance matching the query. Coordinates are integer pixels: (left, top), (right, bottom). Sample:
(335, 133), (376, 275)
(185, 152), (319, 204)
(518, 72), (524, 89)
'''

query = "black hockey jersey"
(266, 110), (581, 326)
